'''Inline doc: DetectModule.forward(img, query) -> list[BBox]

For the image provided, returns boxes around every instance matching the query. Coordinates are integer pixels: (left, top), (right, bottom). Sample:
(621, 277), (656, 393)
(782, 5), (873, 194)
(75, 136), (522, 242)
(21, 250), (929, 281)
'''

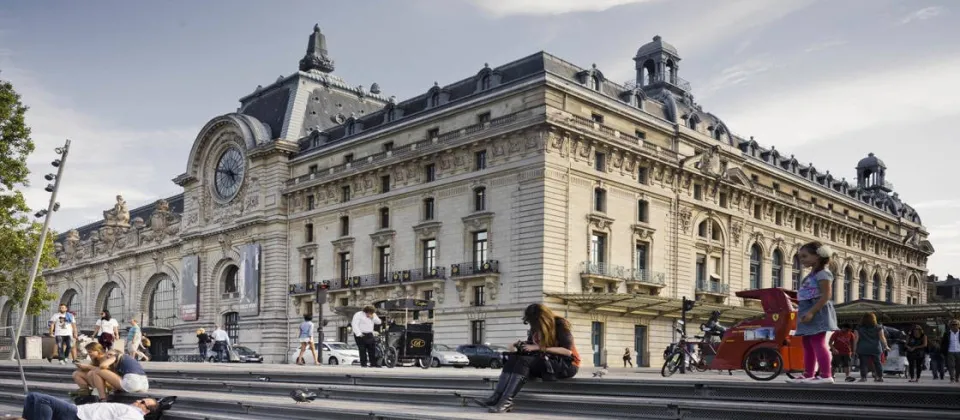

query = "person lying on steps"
(72, 342), (150, 400)
(19, 391), (158, 420)
(474, 303), (580, 413)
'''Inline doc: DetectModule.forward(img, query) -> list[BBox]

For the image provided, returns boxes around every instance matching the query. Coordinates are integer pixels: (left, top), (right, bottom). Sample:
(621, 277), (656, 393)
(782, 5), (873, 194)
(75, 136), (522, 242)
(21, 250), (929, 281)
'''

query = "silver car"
(430, 344), (469, 368)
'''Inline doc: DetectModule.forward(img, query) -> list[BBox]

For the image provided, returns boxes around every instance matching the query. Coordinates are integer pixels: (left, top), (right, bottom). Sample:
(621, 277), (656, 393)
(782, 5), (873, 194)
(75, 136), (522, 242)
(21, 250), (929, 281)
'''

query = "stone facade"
(1, 29), (934, 367)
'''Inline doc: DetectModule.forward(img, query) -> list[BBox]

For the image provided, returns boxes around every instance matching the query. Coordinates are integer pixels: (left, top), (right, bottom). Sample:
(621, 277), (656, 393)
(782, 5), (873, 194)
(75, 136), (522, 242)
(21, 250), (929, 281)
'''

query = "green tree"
(0, 76), (58, 317)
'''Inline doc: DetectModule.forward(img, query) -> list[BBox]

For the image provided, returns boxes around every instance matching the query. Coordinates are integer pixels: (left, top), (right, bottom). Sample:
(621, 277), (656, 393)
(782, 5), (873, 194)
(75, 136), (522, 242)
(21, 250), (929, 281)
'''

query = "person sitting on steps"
(72, 342), (150, 400)
(474, 303), (580, 413)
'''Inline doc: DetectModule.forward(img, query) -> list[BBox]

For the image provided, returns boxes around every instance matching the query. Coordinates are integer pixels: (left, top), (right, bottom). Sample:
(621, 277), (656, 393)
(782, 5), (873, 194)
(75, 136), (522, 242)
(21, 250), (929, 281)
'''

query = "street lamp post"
(11, 139), (71, 393)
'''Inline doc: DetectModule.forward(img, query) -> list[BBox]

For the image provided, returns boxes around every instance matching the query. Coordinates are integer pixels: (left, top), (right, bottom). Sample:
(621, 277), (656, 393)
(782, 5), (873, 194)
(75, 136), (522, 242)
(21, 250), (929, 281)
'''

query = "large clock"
(214, 147), (245, 200)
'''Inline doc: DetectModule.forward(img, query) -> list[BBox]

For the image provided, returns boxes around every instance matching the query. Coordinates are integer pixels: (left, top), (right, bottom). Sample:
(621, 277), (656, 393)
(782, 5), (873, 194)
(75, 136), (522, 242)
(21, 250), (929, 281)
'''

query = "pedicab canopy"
(373, 298), (435, 312)
(734, 288), (797, 315)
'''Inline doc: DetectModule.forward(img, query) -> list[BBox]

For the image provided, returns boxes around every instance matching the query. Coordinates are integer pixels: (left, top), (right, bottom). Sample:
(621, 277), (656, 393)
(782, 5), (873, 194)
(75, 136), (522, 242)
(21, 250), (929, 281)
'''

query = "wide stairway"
(1, 363), (959, 420)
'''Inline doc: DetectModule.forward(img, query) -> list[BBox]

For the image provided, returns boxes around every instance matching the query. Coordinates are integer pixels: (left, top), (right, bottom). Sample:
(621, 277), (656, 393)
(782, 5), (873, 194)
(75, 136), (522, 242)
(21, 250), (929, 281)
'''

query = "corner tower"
(634, 35), (690, 97)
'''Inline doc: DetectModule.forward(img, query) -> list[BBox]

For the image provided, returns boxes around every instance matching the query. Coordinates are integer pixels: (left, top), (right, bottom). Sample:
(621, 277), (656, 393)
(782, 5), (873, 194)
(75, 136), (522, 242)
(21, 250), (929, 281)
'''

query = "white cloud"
(897, 6), (944, 26)
(467, 0), (658, 17)
(1, 64), (194, 232)
(912, 199), (960, 210)
(721, 55), (960, 149)
(803, 38), (847, 53)
(698, 58), (775, 98)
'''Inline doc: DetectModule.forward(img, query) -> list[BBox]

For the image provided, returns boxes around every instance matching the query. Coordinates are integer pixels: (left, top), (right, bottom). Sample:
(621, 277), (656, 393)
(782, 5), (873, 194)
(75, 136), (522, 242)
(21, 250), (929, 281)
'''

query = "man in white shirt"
(351, 305), (382, 367)
(211, 325), (231, 363)
(20, 391), (157, 420)
(941, 319), (960, 382)
(49, 304), (76, 364)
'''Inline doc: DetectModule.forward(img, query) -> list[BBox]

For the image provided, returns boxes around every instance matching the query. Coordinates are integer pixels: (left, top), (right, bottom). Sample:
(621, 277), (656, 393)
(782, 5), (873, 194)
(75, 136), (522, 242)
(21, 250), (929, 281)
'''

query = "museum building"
(0, 26), (934, 366)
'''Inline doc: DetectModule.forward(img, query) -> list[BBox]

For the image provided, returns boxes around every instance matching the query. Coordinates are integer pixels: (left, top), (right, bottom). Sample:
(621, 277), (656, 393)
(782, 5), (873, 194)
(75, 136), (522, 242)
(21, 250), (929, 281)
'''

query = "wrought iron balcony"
(288, 282), (317, 296)
(450, 260), (499, 278)
(383, 267), (447, 284)
(580, 262), (628, 279)
(327, 274), (379, 291)
(627, 269), (666, 286)
(696, 280), (729, 295)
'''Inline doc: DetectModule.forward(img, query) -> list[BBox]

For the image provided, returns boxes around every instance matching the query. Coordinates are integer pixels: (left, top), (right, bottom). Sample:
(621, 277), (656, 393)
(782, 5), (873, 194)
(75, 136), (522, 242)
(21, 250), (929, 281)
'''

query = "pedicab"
(661, 288), (805, 381)
(373, 298), (435, 369)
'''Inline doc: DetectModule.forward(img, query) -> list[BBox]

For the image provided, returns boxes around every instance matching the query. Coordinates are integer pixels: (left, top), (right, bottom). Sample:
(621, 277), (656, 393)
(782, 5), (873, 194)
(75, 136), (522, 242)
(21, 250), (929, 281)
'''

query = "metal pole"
(11, 139), (70, 394)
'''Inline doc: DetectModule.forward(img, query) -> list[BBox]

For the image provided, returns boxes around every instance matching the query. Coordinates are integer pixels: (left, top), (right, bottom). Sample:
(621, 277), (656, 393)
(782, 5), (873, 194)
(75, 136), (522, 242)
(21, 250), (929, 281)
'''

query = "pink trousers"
(802, 332), (832, 378)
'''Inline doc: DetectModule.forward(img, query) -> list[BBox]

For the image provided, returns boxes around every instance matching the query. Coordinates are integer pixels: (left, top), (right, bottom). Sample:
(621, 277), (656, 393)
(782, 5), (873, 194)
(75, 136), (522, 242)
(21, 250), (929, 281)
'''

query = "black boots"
(488, 374), (527, 413)
(473, 371), (510, 407)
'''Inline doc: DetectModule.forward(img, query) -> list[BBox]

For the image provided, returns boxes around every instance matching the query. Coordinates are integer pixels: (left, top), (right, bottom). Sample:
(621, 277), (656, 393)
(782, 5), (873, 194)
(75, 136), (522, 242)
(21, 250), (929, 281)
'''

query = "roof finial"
(299, 24), (335, 73)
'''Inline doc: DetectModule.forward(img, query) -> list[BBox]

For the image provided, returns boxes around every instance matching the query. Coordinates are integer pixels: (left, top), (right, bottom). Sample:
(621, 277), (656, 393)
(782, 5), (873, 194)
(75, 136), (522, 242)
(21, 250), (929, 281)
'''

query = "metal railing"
(382, 267), (447, 285)
(623, 75), (692, 92)
(288, 282), (317, 295)
(580, 262), (628, 279)
(450, 260), (499, 278)
(628, 269), (666, 286)
(287, 113), (520, 187)
(324, 267), (449, 291)
(696, 280), (729, 294)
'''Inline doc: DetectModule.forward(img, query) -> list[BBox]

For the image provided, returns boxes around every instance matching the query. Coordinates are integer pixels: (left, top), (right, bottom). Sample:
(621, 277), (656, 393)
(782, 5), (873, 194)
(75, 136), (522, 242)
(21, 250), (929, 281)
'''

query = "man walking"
(829, 324), (857, 382)
(940, 319), (960, 382)
(211, 325), (231, 363)
(49, 304), (75, 364)
(351, 306), (382, 368)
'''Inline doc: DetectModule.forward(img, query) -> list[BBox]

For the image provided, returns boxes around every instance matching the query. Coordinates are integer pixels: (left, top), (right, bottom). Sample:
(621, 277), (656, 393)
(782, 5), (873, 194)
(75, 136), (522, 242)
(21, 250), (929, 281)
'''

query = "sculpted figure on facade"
(103, 195), (130, 227)
(146, 199), (181, 243)
(698, 146), (722, 177)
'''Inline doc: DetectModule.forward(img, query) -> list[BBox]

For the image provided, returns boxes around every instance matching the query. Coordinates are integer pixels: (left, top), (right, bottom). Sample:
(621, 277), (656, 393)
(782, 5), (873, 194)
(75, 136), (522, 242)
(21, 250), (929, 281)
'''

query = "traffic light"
(682, 297), (696, 312)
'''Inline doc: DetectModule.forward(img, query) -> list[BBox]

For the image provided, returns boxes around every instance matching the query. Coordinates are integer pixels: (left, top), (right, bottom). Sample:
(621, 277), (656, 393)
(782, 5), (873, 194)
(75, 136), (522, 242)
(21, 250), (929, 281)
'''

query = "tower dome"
(856, 152), (886, 170)
(635, 35), (679, 58)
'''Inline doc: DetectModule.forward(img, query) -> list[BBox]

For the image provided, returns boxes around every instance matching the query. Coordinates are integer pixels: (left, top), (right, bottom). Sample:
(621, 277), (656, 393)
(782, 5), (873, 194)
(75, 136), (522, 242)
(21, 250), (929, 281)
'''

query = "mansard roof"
(55, 194), (184, 242)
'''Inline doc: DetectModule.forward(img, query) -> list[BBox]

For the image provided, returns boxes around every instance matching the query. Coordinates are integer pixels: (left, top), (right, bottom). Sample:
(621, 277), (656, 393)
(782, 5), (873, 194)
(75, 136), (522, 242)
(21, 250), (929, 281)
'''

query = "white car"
(431, 344), (470, 368)
(289, 341), (361, 365)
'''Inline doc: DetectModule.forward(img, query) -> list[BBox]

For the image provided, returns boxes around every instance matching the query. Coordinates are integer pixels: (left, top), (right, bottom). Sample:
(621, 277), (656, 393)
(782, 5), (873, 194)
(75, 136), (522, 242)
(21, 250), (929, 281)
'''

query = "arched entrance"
(142, 274), (177, 361)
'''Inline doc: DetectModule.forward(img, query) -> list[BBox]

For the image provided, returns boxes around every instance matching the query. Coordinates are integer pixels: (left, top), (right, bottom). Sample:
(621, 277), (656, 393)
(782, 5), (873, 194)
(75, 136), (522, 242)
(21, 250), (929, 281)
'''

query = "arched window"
(844, 267), (853, 303)
(872, 273), (881, 301)
(480, 75), (491, 91)
(791, 254), (802, 290)
(223, 312), (240, 344)
(473, 187), (486, 212)
(1, 302), (17, 338)
(885, 276), (893, 303)
(223, 266), (239, 295)
(698, 221), (708, 238)
(148, 277), (177, 328)
(771, 250), (783, 288)
(859, 270), (867, 300)
(749, 244), (762, 289)
(101, 283), (124, 323)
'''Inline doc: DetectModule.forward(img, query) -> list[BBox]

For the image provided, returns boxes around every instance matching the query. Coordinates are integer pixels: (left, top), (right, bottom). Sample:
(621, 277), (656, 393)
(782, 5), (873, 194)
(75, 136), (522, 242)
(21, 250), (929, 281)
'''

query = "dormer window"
(480, 75), (491, 91)
(430, 92), (441, 107)
(589, 76), (600, 91)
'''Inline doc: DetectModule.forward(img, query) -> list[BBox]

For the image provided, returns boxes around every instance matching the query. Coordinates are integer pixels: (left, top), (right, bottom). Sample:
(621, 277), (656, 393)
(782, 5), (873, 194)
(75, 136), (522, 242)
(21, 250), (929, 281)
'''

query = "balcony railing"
(623, 75), (692, 92)
(628, 269), (666, 286)
(288, 282), (317, 295)
(696, 280), (729, 295)
(382, 267), (447, 285)
(580, 262), (628, 279)
(450, 260), (499, 278)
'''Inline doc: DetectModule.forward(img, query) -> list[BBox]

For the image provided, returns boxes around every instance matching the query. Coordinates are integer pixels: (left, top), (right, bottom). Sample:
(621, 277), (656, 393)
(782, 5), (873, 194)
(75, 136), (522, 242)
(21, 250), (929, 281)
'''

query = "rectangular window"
(339, 216), (350, 237)
(751, 174), (759, 183)
(305, 223), (314, 243)
(338, 252), (351, 280)
(427, 128), (439, 139)
(423, 198), (435, 220)
(343, 154), (354, 164)
(754, 204), (762, 219)
(382, 142), (394, 152)
(590, 233), (607, 265)
(594, 189), (606, 213)
(637, 200), (649, 223)
(719, 192), (728, 208)
(472, 231), (488, 265)
(591, 113), (604, 123)
(696, 254), (706, 286)
(424, 164), (436, 182)
(846, 234), (851, 246)
(775, 211), (783, 226)
(637, 167), (648, 184)
(475, 150), (487, 170)
(303, 258), (315, 284)
(831, 229), (837, 242)
(693, 185), (703, 200)
(341, 185), (351, 202)
(379, 207), (390, 229)
(474, 187), (486, 212)
(423, 290), (435, 319)
(306, 195), (315, 210)
(472, 285), (485, 307)
(635, 243), (648, 275)
(224, 312), (239, 344)
(308, 164), (318, 173)
(635, 130), (646, 140)
(381, 175), (391, 193)
(594, 152), (606, 172)
(470, 320), (485, 345)
(477, 112), (491, 125)
(711, 256), (722, 277)
(795, 218), (803, 232)
(423, 239), (437, 271)
(378, 246), (391, 282)
(772, 182), (780, 191)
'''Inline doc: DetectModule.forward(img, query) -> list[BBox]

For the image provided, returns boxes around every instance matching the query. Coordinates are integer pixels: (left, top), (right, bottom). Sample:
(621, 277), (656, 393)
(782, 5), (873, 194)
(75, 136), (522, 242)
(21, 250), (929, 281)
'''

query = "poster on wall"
(180, 255), (200, 321)
(238, 243), (261, 317)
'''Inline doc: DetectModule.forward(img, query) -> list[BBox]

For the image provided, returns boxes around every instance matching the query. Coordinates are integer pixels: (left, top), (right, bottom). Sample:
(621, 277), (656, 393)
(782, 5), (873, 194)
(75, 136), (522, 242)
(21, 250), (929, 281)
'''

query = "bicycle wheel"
(743, 347), (784, 381)
(661, 351), (683, 377)
(384, 347), (398, 368)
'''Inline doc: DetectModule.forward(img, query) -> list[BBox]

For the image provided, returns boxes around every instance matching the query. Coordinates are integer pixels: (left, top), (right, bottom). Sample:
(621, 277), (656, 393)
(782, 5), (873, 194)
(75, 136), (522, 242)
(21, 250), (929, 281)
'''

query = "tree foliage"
(0, 76), (58, 316)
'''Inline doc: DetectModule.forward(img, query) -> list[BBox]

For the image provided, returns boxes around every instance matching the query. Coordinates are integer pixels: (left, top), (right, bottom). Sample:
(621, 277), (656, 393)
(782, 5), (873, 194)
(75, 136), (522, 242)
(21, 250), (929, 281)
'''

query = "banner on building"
(180, 255), (200, 321)
(238, 243), (261, 317)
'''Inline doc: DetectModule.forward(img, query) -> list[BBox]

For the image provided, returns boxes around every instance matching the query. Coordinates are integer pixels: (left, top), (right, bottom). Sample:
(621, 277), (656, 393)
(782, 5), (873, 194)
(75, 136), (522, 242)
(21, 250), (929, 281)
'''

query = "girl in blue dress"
(789, 241), (839, 384)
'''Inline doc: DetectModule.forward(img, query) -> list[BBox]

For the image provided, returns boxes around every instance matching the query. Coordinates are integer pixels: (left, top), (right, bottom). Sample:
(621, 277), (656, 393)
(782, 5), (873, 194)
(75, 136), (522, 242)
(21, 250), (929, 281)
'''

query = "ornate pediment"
(331, 237), (355, 253)
(631, 224), (655, 241)
(462, 211), (495, 232)
(298, 243), (318, 257)
(369, 229), (396, 247)
(587, 212), (615, 231)
(413, 221), (442, 240)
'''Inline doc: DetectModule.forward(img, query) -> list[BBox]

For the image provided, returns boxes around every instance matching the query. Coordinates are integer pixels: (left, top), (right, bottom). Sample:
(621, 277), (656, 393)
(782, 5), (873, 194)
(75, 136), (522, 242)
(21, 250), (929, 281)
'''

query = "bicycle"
(372, 332), (397, 368)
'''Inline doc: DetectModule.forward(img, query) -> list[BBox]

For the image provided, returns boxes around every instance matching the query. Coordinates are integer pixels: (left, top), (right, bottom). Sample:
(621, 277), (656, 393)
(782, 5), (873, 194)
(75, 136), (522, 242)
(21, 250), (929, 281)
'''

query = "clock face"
(214, 147), (245, 200)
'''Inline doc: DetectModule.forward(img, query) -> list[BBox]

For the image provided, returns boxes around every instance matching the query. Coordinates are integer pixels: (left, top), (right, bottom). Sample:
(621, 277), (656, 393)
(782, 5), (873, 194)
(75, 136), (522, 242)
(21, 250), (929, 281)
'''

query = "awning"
(544, 293), (763, 323)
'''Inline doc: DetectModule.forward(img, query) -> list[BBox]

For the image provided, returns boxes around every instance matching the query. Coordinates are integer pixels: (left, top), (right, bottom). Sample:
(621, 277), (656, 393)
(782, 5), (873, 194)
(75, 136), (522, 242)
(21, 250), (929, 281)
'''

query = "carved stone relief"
(677, 207), (693, 234)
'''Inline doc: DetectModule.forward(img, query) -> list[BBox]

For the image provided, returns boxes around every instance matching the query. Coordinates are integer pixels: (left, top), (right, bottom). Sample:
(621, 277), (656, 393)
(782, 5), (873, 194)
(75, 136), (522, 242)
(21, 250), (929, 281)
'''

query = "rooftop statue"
(103, 194), (130, 227)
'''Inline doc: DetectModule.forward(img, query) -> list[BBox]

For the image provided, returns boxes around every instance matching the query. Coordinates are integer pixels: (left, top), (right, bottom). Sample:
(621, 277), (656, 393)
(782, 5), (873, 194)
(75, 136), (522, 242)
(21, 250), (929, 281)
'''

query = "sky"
(0, 0), (957, 276)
